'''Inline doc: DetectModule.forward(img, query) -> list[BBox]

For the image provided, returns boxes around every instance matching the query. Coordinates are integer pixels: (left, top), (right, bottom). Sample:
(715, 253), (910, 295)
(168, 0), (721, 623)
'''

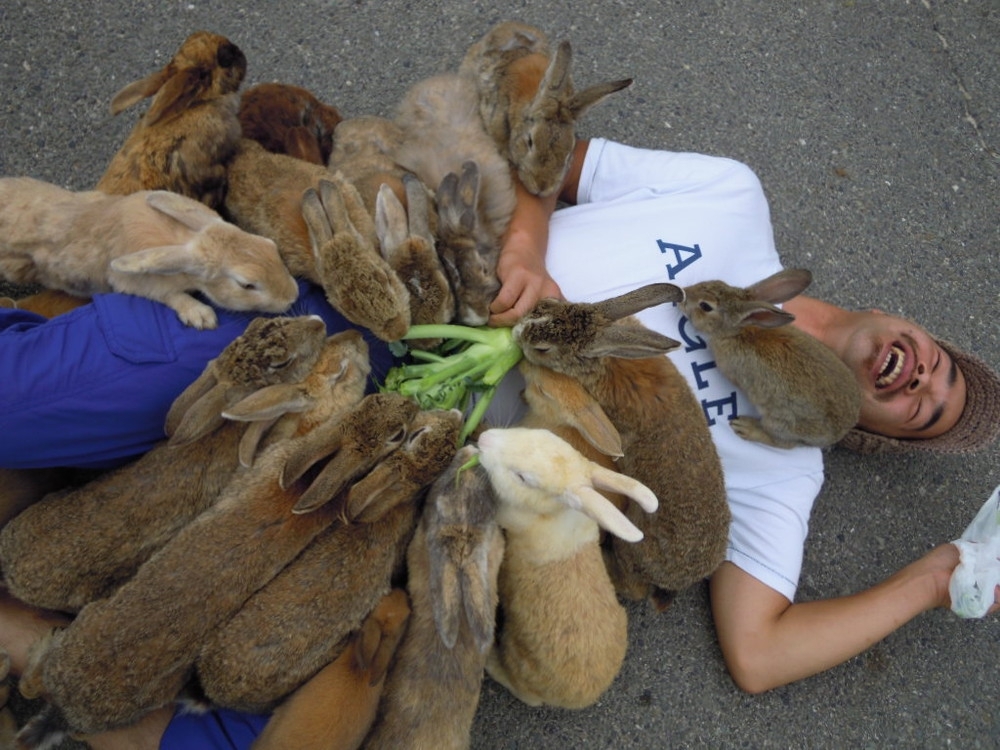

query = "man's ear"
(869, 308), (887, 315)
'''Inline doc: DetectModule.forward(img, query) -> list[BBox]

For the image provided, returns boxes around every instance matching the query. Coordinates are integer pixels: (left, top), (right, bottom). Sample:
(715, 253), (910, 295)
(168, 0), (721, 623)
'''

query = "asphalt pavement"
(1, 1), (998, 747)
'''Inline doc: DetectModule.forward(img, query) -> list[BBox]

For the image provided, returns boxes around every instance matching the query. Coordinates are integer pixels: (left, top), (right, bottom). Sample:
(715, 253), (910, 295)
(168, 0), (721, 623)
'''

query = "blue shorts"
(160, 706), (268, 750)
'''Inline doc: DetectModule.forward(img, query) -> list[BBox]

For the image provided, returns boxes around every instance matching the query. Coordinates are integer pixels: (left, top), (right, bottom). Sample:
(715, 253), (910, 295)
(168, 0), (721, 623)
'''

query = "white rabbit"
(476, 426), (658, 709)
(0, 177), (298, 329)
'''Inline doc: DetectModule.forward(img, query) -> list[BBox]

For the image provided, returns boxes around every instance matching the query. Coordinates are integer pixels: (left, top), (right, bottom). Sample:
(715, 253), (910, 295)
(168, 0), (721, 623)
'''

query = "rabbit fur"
(195, 408), (462, 713)
(250, 589), (411, 750)
(459, 21), (632, 197)
(674, 268), (862, 448)
(0, 177), (298, 329)
(16, 392), (418, 742)
(238, 82), (343, 166)
(96, 31), (247, 209)
(512, 283), (731, 607)
(2, 289), (89, 318)
(0, 316), (330, 613)
(363, 444), (504, 750)
(300, 176), (412, 342)
(476, 426), (657, 709)
(328, 116), (410, 216)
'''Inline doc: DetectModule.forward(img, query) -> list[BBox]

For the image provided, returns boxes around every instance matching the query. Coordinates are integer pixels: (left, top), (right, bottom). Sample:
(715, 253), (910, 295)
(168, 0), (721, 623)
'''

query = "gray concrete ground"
(1, 1), (999, 747)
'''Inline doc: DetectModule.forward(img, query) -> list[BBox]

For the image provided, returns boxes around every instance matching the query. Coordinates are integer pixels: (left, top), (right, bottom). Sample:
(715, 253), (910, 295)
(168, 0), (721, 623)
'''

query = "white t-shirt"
(488, 138), (824, 601)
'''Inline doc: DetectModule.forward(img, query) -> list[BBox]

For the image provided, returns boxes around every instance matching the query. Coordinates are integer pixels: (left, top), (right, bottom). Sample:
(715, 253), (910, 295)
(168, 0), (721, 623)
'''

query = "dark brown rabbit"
(96, 31), (247, 208)
(238, 82), (343, 166)
(512, 283), (730, 608)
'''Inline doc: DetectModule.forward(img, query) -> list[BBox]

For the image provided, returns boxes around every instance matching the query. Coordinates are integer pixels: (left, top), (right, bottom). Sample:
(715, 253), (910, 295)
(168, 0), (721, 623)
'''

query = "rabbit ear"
(374, 184), (408, 260)
(301, 186), (333, 252)
(735, 302), (796, 329)
(568, 78), (634, 119)
(524, 368), (623, 458)
(145, 191), (220, 232)
(108, 67), (172, 115)
(223, 383), (313, 422)
(168, 382), (238, 446)
(279, 420), (345, 489)
(459, 533), (499, 653)
(402, 173), (432, 239)
(537, 41), (572, 100)
(427, 525), (463, 649)
(110, 245), (205, 277)
(747, 268), (813, 304)
(592, 282), (685, 321)
(143, 67), (205, 126)
(165, 364), (220, 436)
(437, 162), (479, 233)
(589, 466), (658, 514)
(587, 325), (681, 360)
(236, 418), (279, 468)
(566, 485), (644, 543)
(341, 463), (404, 522)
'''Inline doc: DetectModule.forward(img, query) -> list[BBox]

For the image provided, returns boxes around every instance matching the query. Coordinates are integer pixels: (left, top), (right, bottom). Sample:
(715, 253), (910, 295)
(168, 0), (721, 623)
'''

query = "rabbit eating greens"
(674, 268), (861, 449)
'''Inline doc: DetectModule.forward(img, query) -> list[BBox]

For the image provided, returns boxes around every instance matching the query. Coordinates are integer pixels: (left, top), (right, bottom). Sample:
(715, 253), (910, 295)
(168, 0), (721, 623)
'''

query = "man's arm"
(488, 140), (589, 327)
(709, 544), (971, 693)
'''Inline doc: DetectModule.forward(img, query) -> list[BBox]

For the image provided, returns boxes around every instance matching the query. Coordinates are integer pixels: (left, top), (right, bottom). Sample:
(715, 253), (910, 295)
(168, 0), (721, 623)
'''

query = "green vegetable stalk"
(382, 324), (523, 444)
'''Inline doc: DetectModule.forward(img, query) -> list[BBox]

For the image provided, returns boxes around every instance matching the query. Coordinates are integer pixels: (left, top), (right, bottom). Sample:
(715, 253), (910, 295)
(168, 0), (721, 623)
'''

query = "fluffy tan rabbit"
(363, 444), (504, 750)
(16, 392), (418, 743)
(300, 176), (411, 342)
(0, 316), (331, 612)
(328, 116), (410, 214)
(238, 82), (343, 166)
(459, 21), (632, 197)
(96, 31), (247, 209)
(512, 283), (730, 608)
(250, 589), (411, 750)
(195, 408), (462, 713)
(2, 289), (89, 318)
(476, 427), (657, 709)
(675, 268), (862, 448)
(0, 177), (298, 329)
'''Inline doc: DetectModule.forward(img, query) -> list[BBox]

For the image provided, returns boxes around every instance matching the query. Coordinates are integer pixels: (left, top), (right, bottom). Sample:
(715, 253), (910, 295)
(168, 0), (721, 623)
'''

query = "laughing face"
(838, 311), (966, 439)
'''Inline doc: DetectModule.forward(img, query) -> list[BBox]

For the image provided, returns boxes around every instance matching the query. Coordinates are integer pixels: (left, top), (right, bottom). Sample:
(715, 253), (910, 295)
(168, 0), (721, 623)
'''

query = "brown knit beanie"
(838, 338), (1000, 455)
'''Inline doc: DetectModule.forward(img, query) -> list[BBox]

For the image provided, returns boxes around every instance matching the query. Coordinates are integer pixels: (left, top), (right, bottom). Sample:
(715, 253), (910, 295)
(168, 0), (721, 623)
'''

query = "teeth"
(876, 345), (905, 387)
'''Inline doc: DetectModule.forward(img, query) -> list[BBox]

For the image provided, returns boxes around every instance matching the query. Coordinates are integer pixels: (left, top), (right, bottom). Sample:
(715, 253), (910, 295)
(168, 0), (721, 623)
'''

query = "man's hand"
(489, 233), (563, 326)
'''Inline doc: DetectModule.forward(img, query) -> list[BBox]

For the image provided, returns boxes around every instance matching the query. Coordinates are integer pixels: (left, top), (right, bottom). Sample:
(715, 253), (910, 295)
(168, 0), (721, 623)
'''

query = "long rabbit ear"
(374, 183), (408, 261)
(402, 173), (432, 241)
(568, 78), (634, 118)
(524, 368), (623, 458)
(110, 245), (204, 277)
(593, 282), (685, 321)
(279, 419), (345, 489)
(747, 268), (812, 304)
(301, 187), (334, 253)
(459, 529), (500, 653)
(144, 67), (210, 125)
(223, 384), (313, 422)
(536, 41), (572, 101)
(168, 382), (242, 446)
(589, 466), (658, 514)
(427, 523), (463, 650)
(342, 462), (404, 522)
(735, 302), (796, 329)
(587, 325), (681, 360)
(165, 364), (219, 436)
(236, 418), (279, 468)
(145, 191), (220, 232)
(566, 485), (644, 543)
(108, 67), (172, 115)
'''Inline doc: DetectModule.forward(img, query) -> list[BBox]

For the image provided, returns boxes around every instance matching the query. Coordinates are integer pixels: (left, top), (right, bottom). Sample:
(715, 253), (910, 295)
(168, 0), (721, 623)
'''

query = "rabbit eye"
(269, 355), (295, 370)
(699, 301), (714, 312)
(389, 427), (408, 445)
(217, 44), (239, 68)
(240, 281), (259, 291)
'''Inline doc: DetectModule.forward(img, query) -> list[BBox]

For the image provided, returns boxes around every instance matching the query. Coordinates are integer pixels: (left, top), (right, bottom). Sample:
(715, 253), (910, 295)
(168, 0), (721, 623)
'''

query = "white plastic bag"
(949, 483), (1000, 619)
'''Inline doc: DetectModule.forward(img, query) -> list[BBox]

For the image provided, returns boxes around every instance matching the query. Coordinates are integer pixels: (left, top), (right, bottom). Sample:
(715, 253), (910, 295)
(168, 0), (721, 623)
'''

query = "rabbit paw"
(172, 296), (220, 330)
(730, 417), (797, 449)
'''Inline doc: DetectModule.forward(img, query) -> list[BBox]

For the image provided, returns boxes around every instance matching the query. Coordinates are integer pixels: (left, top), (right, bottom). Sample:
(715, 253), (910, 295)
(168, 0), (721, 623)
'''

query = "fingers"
(488, 272), (563, 327)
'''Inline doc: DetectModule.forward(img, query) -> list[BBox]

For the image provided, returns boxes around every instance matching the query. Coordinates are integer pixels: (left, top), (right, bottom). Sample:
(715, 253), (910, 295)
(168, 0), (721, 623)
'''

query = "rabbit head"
(435, 161), (501, 326)
(512, 283), (684, 376)
(109, 31), (247, 125)
(165, 315), (328, 443)
(676, 268), (811, 338)
(238, 82), (343, 165)
(477, 427), (658, 542)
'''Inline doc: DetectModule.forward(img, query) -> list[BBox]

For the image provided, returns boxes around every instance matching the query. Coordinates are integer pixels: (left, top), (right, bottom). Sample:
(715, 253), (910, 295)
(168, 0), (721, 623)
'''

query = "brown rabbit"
(300, 177), (411, 342)
(238, 82), (343, 166)
(195, 408), (462, 713)
(363, 444), (504, 750)
(674, 269), (862, 448)
(512, 283), (730, 608)
(328, 116), (410, 215)
(96, 31), (247, 208)
(476, 427), (657, 709)
(0, 177), (298, 329)
(15, 393), (418, 743)
(0, 316), (330, 613)
(459, 21), (632, 197)
(249, 589), (411, 750)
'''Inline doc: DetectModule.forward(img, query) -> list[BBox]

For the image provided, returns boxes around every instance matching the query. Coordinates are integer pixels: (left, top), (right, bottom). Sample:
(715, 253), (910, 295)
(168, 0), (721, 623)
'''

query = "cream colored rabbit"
(674, 268), (862, 448)
(0, 177), (298, 329)
(477, 427), (657, 709)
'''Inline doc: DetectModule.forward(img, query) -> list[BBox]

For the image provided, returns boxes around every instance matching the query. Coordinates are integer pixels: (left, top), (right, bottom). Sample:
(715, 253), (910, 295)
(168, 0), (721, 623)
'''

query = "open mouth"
(875, 343), (906, 389)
